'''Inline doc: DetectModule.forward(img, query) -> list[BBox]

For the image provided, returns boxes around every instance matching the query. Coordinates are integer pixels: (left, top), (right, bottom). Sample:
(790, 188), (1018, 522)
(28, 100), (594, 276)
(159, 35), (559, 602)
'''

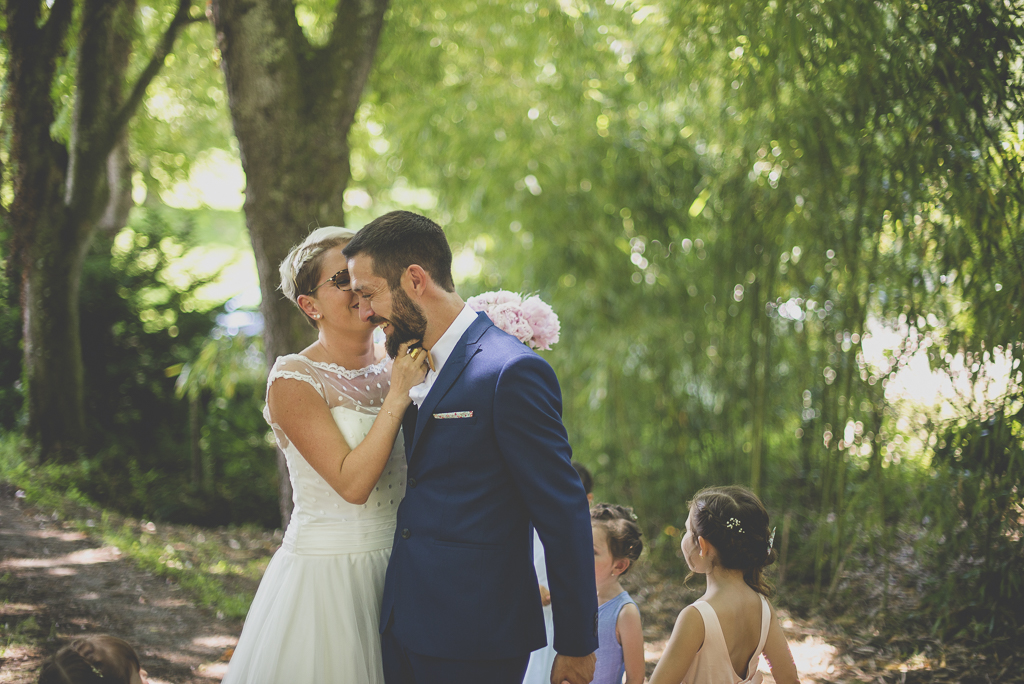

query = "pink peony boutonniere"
(467, 290), (561, 351)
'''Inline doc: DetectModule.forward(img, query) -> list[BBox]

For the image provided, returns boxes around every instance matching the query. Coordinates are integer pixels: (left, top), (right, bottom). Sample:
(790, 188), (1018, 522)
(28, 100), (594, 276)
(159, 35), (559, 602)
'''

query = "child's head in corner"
(683, 485), (777, 595)
(591, 503), (644, 585)
(38, 635), (148, 684)
(572, 460), (594, 503)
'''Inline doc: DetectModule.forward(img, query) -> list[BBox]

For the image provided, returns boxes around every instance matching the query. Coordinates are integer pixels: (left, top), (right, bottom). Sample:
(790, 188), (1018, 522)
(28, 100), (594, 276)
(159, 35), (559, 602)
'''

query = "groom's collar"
(428, 304), (477, 377)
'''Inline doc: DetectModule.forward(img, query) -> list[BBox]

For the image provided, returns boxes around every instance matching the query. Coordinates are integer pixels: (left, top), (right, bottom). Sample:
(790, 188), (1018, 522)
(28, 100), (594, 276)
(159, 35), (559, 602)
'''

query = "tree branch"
(42, 0), (75, 57)
(318, 0), (389, 127)
(325, 0), (389, 62)
(109, 0), (197, 139)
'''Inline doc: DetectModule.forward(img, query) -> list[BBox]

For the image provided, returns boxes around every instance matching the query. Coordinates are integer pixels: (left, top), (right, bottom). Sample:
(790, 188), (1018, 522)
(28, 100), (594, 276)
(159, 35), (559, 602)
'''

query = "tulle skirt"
(221, 542), (391, 684)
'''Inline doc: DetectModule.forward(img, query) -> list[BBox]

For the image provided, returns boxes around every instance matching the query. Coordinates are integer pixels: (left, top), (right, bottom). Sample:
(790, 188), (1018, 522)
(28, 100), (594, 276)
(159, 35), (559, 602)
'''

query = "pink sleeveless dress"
(681, 595), (770, 684)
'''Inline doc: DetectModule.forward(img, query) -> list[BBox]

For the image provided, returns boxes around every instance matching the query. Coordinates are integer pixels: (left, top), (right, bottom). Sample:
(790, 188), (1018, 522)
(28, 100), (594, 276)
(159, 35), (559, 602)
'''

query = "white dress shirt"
(407, 304), (478, 408)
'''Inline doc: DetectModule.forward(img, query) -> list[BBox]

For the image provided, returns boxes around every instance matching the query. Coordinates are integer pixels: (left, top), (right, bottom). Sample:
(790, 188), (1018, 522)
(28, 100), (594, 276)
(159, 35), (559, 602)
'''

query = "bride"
(222, 226), (429, 684)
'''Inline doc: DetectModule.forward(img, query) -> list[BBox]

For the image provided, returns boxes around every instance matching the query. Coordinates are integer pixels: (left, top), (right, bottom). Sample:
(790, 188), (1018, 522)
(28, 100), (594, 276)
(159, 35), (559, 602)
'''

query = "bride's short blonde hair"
(279, 226), (358, 325)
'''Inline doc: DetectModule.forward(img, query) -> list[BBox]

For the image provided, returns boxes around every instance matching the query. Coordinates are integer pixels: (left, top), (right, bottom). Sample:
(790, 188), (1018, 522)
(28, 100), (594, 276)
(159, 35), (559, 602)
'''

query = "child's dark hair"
(572, 460), (593, 495)
(591, 503), (643, 574)
(38, 635), (141, 684)
(688, 485), (777, 595)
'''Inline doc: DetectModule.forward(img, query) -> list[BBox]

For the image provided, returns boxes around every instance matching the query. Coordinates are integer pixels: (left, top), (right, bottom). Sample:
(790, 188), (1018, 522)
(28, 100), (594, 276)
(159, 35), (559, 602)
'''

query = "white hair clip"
(767, 526), (777, 556)
(725, 517), (744, 533)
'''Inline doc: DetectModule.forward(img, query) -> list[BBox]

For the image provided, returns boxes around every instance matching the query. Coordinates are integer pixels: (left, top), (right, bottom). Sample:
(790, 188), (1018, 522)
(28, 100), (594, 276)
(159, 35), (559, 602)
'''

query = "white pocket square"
(433, 411), (473, 419)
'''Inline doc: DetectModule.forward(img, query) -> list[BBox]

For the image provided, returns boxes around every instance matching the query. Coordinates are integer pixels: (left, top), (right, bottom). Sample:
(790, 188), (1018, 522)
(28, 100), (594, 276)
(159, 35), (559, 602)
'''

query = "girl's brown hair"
(38, 635), (141, 684)
(591, 503), (644, 575)
(688, 485), (777, 595)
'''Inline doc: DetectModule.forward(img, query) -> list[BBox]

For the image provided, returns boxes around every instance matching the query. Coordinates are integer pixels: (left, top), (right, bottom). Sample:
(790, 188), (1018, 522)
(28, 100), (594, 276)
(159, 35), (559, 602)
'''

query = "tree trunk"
(190, 393), (204, 489)
(7, 0), (80, 459)
(211, 0), (389, 528)
(4, 0), (196, 461)
(22, 215), (90, 457)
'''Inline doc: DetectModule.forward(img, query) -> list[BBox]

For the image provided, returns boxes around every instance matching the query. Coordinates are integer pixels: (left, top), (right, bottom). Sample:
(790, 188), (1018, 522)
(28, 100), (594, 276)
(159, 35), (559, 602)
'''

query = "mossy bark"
(4, 0), (195, 461)
(211, 0), (388, 527)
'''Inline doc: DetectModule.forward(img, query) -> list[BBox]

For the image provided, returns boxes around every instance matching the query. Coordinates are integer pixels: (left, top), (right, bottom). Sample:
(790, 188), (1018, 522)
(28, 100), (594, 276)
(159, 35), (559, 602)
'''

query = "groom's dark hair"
(343, 211), (456, 292)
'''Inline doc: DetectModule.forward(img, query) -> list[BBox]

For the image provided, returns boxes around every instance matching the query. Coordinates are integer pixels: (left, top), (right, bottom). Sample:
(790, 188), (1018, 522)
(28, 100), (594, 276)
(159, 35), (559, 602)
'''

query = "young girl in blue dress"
(590, 503), (646, 684)
(649, 486), (798, 684)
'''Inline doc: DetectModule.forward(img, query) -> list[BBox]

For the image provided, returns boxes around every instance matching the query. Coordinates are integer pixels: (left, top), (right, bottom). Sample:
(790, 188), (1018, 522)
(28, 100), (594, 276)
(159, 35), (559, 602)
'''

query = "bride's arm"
(268, 342), (428, 504)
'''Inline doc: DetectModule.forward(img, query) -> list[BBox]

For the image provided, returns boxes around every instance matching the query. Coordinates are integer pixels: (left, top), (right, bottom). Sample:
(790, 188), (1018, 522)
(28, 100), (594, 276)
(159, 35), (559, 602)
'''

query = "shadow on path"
(0, 485), (240, 684)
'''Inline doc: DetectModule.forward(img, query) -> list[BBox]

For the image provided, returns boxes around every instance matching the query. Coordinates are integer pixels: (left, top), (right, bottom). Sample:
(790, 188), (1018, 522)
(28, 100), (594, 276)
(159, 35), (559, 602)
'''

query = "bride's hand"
(389, 341), (430, 398)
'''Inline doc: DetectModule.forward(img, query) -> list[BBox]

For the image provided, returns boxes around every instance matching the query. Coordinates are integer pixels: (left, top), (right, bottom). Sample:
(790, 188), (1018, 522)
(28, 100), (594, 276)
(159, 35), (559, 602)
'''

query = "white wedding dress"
(222, 354), (405, 684)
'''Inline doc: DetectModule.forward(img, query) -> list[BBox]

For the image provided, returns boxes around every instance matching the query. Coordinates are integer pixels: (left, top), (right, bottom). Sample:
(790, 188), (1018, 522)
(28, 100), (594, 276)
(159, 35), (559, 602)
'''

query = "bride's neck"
(307, 329), (376, 367)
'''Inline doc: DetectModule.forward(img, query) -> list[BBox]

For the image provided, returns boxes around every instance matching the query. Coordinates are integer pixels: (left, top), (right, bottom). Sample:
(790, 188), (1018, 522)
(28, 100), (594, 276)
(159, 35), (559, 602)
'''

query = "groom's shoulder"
(480, 324), (538, 358)
(478, 327), (558, 383)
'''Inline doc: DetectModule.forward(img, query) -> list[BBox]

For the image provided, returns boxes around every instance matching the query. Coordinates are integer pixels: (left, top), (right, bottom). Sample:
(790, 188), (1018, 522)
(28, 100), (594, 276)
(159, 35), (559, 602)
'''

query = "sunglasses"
(308, 269), (351, 294)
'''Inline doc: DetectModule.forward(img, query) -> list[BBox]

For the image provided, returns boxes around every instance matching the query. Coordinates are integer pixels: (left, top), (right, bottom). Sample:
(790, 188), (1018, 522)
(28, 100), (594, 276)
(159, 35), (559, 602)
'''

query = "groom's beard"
(371, 286), (428, 359)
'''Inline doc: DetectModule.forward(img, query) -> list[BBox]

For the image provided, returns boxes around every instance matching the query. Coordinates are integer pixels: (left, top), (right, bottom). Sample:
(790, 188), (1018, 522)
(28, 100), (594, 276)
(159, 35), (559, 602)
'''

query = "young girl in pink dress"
(649, 486), (799, 684)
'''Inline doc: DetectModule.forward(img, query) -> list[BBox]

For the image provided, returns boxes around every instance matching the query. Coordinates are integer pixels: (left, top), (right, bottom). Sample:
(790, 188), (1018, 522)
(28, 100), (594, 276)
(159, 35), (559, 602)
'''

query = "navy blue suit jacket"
(379, 311), (599, 660)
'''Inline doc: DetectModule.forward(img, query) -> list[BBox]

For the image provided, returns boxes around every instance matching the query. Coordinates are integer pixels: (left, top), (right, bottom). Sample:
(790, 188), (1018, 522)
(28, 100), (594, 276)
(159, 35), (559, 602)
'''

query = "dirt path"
(0, 486), (240, 684)
(1, 479), (836, 684)
(3, 478), (940, 684)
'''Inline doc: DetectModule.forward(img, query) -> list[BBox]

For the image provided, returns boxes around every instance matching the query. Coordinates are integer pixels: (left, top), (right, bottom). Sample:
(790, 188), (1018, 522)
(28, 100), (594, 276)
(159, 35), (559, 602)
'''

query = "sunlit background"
(2, 1), (1021, 674)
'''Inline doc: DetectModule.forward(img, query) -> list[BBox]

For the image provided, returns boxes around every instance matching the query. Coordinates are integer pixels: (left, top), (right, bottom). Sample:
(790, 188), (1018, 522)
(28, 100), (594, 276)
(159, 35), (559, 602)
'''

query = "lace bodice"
(264, 355), (406, 553)
(264, 354), (393, 435)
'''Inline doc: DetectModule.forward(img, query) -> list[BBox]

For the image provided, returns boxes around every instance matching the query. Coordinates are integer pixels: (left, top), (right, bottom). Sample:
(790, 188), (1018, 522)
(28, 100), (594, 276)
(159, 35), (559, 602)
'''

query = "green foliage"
(0, 616), (44, 654)
(35, 0), (231, 198)
(0, 432), (96, 513)
(1, 0), (1021, 644)
(176, 332), (266, 403)
(71, 208), (278, 527)
(360, 0), (1024, 633)
(922, 409), (1024, 637)
(128, 1), (236, 202)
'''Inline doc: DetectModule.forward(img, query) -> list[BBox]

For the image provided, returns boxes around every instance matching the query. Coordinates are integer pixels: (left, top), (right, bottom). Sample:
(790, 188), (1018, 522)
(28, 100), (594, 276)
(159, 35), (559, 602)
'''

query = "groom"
(345, 211), (598, 684)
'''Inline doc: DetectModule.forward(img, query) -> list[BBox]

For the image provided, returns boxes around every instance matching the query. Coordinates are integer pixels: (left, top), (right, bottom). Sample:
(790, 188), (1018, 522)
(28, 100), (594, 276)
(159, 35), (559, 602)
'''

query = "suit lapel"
(402, 404), (418, 462)
(408, 312), (491, 456)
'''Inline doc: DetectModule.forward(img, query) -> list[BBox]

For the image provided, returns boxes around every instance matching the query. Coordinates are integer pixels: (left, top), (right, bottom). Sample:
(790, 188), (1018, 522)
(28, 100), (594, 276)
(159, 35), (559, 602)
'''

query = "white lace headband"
(279, 226), (358, 303)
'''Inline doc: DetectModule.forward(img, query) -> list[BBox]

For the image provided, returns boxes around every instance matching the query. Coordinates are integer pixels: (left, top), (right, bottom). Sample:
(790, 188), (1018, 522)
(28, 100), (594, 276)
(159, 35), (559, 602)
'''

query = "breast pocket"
(431, 410), (477, 424)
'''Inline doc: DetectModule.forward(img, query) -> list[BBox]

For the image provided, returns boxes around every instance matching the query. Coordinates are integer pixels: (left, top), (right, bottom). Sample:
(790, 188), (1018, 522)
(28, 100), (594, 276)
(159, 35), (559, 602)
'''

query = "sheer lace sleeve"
(267, 355), (327, 401)
(263, 355), (330, 449)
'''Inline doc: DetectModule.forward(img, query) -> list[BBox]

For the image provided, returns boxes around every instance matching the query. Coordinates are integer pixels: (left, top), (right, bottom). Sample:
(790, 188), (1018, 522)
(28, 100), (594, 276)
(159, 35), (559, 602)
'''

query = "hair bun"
(688, 485), (776, 596)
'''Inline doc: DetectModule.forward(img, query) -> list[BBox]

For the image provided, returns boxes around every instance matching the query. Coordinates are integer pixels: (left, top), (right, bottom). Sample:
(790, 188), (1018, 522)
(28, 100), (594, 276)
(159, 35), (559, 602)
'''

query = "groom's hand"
(550, 653), (596, 684)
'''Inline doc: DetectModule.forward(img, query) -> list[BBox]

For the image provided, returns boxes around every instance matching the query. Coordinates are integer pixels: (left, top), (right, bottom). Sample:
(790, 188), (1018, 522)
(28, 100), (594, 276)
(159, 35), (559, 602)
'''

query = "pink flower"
(467, 290), (522, 311)
(520, 296), (560, 350)
(488, 304), (535, 345)
(467, 290), (561, 350)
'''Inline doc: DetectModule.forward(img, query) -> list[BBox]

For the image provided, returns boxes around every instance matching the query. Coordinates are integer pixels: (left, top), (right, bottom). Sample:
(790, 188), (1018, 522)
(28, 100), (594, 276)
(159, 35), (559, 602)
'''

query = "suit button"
(408, 478), (417, 488)
(401, 528), (411, 539)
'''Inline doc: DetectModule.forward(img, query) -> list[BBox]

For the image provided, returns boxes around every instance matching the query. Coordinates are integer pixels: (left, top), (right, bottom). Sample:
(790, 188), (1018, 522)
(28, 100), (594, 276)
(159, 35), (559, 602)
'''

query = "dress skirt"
(221, 517), (395, 684)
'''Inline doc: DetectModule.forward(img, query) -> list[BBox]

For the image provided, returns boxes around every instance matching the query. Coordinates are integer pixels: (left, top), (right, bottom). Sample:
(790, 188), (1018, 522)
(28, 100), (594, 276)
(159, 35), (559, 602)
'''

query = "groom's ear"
(403, 264), (431, 296)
